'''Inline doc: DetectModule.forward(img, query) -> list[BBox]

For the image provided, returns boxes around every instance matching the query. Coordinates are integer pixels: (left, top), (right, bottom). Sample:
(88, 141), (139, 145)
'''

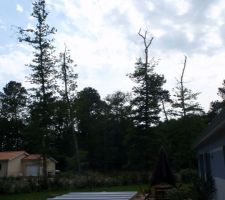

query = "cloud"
(0, 46), (31, 88)
(0, 0), (224, 112)
(16, 4), (23, 13)
(43, 0), (225, 109)
(0, 19), (6, 30)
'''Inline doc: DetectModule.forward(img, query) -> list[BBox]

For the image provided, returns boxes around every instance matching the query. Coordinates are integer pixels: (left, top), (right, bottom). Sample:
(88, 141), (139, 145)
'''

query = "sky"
(0, 0), (225, 111)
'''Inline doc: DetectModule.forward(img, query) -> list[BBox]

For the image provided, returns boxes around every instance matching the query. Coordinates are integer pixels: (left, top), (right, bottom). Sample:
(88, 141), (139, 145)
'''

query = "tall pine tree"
(129, 29), (167, 130)
(57, 46), (81, 173)
(171, 56), (203, 168)
(18, 0), (56, 185)
(172, 56), (203, 117)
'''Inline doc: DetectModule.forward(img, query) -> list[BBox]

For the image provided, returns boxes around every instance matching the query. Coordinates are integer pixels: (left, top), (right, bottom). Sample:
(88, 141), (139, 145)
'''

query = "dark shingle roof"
(195, 109), (225, 149)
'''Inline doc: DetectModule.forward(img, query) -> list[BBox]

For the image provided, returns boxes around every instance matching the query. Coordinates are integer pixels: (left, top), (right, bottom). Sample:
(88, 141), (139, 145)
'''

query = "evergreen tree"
(208, 80), (225, 119)
(105, 91), (132, 169)
(75, 87), (108, 170)
(0, 81), (27, 120)
(105, 91), (131, 121)
(172, 56), (203, 117)
(57, 46), (81, 172)
(18, 0), (57, 185)
(171, 56), (203, 168)
(0, 81), (27, 150)
(129, 29), (167, 130)
(127, 29), (168, 170)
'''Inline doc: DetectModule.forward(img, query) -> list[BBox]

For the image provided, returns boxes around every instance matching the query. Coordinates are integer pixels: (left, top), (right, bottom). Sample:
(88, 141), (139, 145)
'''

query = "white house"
(0, 151), (57, 177)
(195, 109), (225, 200)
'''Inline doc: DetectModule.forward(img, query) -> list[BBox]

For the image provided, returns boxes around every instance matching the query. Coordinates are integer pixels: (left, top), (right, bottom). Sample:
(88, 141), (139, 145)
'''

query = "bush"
(0, 171), (149, 194)
(0, 177), (42, 194)
(167, 184), (194, 200)
(194, 175), (216, 200)
(179, 169), (198, 183)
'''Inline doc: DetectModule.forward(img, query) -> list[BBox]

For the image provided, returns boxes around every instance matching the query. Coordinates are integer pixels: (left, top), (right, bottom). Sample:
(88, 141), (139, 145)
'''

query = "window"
(223, 146), (225, 167)
(198, 153), (211, 181)
(204, 152), (211, 181)
(199, 154), (204, 179)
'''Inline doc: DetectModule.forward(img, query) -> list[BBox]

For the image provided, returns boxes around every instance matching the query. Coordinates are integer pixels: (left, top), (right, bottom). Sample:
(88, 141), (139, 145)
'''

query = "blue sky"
(1, 0), (225, 111)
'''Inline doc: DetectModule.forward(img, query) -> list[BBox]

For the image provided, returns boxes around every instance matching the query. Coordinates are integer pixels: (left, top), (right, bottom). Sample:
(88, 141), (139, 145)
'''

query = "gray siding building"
(195, 110), (225, 200)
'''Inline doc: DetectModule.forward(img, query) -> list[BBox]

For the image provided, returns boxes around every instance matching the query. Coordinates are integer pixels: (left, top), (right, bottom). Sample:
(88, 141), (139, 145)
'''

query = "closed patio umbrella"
(151, 146), (175, 186)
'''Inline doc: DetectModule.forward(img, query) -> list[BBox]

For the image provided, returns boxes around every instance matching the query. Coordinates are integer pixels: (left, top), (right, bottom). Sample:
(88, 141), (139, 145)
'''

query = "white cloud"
(158, 51), (225, 111)
(0, 45), (31, 88)
(1, 0), (225, 112)
(165, 0), (191, 15)
(44, 0), (225, 111)
(0, 18), (6, 30)
(16, 4), (24, 13)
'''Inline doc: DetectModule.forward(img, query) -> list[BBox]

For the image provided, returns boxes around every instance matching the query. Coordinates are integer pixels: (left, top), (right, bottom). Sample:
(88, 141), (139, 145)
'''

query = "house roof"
(22, 154), (57, 163)
(0, 151), (57, 163)
(194, 109), (225, 149)
(0, 151), (28, 161)
(22, 154), (42, 160)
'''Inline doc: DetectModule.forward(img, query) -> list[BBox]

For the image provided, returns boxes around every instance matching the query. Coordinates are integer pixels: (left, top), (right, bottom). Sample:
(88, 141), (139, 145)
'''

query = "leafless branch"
(138, 28), (153, 49)
(181, 55), (187, 83)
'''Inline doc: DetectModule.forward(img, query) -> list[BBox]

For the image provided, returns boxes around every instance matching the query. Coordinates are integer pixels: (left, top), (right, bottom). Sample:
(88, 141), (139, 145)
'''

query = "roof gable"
(0, 151), (28, 161)
(22, 154), (41, 161)
(195, 109), (225, 149)
(22, 154), (57, 163)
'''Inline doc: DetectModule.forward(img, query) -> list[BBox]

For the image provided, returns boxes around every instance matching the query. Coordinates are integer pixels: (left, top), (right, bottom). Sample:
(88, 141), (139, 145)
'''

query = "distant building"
(0, 151), (57, 177)
(195, 110), (225, 200)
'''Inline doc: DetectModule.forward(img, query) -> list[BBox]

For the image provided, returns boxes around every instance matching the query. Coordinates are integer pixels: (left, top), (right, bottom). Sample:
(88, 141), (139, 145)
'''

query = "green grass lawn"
(0, 185), (147, 200)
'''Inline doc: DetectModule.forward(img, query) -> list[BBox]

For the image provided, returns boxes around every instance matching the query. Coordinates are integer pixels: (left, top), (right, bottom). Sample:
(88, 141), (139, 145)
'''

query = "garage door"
(26, 165), (39, 176)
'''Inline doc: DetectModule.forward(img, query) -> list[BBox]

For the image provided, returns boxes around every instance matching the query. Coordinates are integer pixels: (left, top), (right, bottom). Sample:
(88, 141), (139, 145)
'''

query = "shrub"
(0, 171), (149, 194)
(167, 184), (194, 200)
(179, 169), (198, 183)
(194, 175), (216, 200)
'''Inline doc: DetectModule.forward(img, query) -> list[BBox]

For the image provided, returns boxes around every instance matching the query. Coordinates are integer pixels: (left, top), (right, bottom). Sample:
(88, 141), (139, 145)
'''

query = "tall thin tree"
(129, 29), (167, 130)
(58, 46), (81, 173)
(172, 56), (203, 117)
(172, 56), (203, 168)
(18, 0), (57, 186)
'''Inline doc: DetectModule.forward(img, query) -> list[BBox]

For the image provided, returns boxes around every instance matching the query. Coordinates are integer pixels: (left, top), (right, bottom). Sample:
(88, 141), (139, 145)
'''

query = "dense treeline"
(0, 0), (223, 174)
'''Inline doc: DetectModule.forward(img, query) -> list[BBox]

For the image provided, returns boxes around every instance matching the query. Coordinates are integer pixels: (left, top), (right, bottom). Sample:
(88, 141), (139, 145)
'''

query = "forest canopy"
(0, 0), (223, 174)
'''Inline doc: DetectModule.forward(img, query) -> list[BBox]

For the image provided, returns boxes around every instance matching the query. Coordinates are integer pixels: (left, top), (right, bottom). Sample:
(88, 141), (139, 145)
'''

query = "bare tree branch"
(180, 55), (187, 117)
(138, 28), (154, 49)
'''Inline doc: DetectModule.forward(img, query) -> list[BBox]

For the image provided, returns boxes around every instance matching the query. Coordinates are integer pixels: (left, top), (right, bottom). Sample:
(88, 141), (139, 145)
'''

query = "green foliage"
(167, 173), (216, 200)
(155, 116), (207, 170)
(0, 0), (221, 190)
(194, 176), (216, 200)
(171, 56), (203, 117)
(208, 80), (225, 119)
(18, 0), (58, 185)
(56, 46), (81, 172)
(0, 81), (27, 120)
(179, 169), (198, 183)
(129, 58), (166, 129)
(167, 184), (194, 200)
(0, 177), (44, 194)
(0, 81), (27, 150)
(129, 30), (168, 130)
(0, 173), (148, 194)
